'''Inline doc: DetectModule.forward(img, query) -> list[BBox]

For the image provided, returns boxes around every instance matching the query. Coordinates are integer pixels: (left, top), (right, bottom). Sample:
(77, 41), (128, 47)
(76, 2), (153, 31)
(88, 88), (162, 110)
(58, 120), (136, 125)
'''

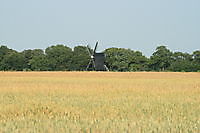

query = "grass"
(0, 72), (199, 132)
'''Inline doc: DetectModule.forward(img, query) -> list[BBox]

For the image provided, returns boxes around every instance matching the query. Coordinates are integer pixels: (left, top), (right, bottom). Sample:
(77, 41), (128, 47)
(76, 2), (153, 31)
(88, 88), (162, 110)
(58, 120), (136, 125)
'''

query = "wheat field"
(0, 72), (199, 133)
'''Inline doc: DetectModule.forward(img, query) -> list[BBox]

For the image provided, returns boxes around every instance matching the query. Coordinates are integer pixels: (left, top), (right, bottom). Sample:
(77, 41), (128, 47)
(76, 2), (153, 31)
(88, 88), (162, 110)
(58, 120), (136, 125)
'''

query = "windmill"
(86, 42), (109, 71)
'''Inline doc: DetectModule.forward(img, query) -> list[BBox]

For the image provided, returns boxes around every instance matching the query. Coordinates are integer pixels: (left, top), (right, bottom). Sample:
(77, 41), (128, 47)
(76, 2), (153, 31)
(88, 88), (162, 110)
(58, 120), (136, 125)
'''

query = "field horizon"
(0, 72), (199, 132)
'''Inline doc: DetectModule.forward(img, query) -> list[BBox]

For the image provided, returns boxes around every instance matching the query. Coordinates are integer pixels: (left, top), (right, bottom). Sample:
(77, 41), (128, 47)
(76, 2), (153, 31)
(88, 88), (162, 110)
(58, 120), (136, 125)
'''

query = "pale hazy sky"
(0, 0), (199, 56)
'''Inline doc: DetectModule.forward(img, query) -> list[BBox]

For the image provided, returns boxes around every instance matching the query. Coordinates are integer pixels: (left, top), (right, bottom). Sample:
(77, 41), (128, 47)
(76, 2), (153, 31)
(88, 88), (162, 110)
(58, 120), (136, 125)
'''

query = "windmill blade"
(93, 42), (98, 54)
(86, 59), (92, 70)
(104, 65), (109, 71)
(92, 58), (96, 69)
(87, 45), (93, 56)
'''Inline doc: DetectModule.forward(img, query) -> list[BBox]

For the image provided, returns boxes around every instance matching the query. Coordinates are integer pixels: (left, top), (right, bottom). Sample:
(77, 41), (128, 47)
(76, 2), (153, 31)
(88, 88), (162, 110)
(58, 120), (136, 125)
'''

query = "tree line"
(0, 44), (200, 72)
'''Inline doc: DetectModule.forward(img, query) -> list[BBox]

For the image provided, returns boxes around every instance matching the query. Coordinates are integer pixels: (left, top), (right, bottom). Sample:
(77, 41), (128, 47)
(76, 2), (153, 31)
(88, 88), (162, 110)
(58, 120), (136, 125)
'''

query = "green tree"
(71, 46), (90, 71)
(105, 48), (130, 71)
(22, 49), (44, 70)
(1, 44), (199, 72)
(0, 45), (13, 60)
(45, 45), (73, 71)
(149, 46), (172, 71)
(192, 50), (200, 71)
(1, 52), (26, 71)
(29, 55), (49, 71)
(169, 52), (194, 72)
(128, 51), (149, 71)
(0, 45), (15, 70)
(105, 48), (148, 71)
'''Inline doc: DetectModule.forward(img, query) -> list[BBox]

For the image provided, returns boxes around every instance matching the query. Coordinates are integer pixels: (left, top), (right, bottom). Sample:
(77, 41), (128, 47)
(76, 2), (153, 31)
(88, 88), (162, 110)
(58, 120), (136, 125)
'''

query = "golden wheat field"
(0, 72), (199, 133)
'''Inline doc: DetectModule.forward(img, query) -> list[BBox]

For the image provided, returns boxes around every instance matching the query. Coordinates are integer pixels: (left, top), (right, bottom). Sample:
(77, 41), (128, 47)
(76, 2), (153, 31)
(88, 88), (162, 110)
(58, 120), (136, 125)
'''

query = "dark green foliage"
(29, 55), (49, 71)
(0, 44), (200, 71)
(0, 46), (15, 70)
(192, 50), (200, 71)
(0, 46), (13, 61)
(128, 51), (149, 71)
(21, 49), (45, 70)
(105, 48), (130, 71)
(105, 48), (148, 71)
(45, 45), (73, 71)
(0, 52), (26, 71)
(169, 52), (194, 72)
(149, 46), (173, 71)
(71, 46), (90, 71)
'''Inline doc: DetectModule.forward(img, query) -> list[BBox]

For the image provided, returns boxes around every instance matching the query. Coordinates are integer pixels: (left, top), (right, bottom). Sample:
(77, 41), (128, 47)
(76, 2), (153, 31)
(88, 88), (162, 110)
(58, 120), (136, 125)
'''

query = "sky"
(0, 0), (200, 56)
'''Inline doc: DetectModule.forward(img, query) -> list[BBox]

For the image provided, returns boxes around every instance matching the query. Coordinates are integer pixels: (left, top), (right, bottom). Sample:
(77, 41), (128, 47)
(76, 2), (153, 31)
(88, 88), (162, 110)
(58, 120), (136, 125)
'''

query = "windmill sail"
(86, 42), (109, 71)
